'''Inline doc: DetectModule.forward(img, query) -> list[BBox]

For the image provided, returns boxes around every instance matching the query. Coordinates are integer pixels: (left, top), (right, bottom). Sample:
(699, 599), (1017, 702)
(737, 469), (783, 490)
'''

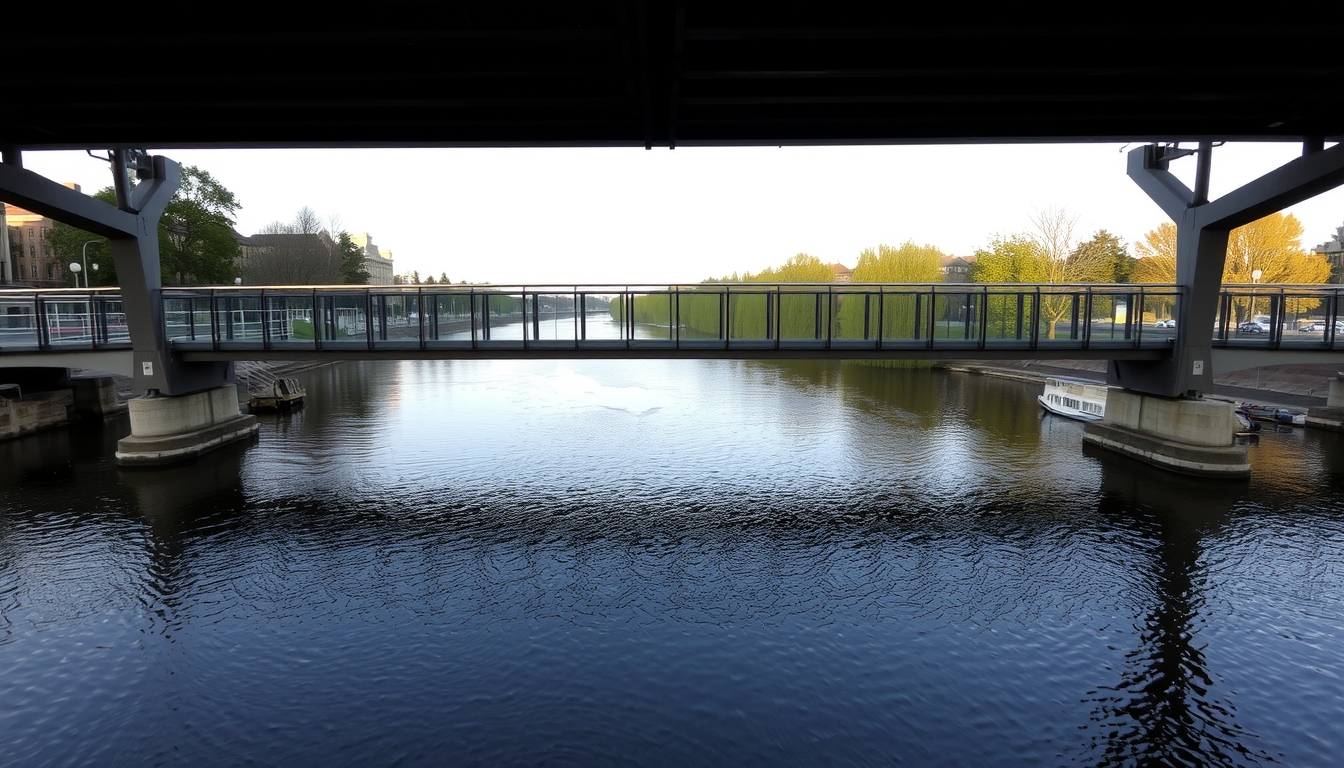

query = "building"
(941, 255), (975, 283)
(3, 183), (82, 287)
(1314, 224), (1344, 283)
(830, 263), (853, 282)
(349, 233), (395, 285)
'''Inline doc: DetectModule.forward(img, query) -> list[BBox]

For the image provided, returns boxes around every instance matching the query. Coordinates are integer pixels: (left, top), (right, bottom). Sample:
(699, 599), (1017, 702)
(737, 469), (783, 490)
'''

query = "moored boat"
(1038, 376), (1108, 421)
(248, 377), (306, 414)
(1237, 402), (1305, 426)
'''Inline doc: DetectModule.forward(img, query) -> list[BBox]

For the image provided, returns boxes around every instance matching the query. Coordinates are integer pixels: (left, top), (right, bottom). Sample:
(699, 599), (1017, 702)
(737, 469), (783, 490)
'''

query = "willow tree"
(843, 241), (946, 339)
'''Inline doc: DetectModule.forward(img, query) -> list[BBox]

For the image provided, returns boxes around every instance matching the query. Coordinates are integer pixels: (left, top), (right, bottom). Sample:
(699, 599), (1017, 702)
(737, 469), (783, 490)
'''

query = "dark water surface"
(3, 358), (1344, 766)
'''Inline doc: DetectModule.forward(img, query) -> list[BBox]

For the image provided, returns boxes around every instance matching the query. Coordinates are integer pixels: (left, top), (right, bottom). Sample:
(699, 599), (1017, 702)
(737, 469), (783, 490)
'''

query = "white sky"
(17, 143), (1344, 286)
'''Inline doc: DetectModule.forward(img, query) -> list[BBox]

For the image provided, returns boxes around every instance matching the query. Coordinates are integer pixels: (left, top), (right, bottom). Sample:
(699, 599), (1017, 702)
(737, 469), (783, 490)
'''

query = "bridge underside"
(5, 11), (1344, 150)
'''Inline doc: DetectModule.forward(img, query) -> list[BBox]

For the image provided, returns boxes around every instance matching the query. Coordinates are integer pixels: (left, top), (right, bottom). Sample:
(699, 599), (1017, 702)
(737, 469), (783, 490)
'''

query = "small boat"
(1236, 402), (1305, 426)
(249, 377), (306, 413)
(1038, 376), (1108, 421)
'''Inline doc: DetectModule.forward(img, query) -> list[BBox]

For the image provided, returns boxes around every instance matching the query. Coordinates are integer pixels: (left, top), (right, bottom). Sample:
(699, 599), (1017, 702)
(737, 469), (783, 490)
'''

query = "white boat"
(1038, 376), (1108, 421)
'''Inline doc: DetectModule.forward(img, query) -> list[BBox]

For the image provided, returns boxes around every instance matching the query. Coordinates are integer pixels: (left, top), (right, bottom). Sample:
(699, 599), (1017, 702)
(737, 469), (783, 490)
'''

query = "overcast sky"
(18, 143), (1344, 286)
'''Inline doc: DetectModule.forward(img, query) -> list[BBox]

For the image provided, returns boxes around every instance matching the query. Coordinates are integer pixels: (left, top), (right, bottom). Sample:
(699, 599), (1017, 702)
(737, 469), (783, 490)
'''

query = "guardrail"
(157, 283), (1186, 354)
(8, 282), (1344, 357)
(0, 288), (130, 351)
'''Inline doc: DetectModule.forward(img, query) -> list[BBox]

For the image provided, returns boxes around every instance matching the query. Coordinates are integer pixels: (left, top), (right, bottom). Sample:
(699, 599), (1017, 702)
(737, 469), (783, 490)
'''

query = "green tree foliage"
(44, 167), (242, 285)
(850, 241), (945, 283)
(47, 188), (118, 286)
(337, 231), (371, 284)
(970, 235), (1045, 282)
(160, 166), (241, 285)
(842, 242), (946, 343)
(970, 209), (1117, 339)
(1070, 230), (1134, 283)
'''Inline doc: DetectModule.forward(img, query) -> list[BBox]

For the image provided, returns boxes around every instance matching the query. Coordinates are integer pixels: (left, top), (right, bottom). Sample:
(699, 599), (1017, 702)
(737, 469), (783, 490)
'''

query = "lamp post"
(1252, 269), (1263, 327)
(81, 240), (101, 287)
(69, 262), (83, 288)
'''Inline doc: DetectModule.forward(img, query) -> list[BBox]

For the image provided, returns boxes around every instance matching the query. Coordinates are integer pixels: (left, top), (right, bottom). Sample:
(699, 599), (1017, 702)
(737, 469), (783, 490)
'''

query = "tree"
(1132, 222), (1178, 283)
(1132, 213), (1330, 285)
(44, 168), (242, 286)
(1070, 230), (1134, 283)
(160, 166), (242, 284)
(970, 208), (1113, 338)
(47, 187), (119, 286)
(241, 207), (340, 285)
(850, 241), (944, 283)
(337, 231), (371, 284)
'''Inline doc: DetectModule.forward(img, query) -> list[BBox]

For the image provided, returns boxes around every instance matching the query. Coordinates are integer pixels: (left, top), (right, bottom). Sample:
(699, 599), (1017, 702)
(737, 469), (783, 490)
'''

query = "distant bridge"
(4, 283), (1344, 374)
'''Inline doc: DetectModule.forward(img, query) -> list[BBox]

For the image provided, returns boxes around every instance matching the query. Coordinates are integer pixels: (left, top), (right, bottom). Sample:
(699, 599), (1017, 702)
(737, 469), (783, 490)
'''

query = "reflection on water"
(2, 359), (1343, 765)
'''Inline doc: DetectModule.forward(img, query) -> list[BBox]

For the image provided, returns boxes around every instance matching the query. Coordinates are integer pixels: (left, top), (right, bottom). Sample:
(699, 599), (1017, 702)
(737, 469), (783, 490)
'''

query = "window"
(31, 264), (37, 278)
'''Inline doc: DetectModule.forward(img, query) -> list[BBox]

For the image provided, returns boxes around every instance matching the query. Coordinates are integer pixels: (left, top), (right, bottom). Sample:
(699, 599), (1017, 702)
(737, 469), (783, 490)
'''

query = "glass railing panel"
(931, 291), (981, 343)
(0, 294), (39, 348)
(1086, 291), (1137, 344)
(875, 291), (929, 344)
(829, 289), (879, 344)
(42, 300), (97, 345)
(776, 289), (827, 342)
(262, 293), (319, 347)
(981, 290), (1032, 344)
(164, 295), (206, 342)
(213, 295), (264, 343)
(1034, 289), (1083, 345)
(314, 293), (370, 346)
(725, 291), (770, 343)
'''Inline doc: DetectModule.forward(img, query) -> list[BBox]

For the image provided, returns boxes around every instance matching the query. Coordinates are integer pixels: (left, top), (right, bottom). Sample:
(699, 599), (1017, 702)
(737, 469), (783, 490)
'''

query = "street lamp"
(81, 240), (101, 287)
(1252, 269), (1263, 325)
(69, 262), (83, 287)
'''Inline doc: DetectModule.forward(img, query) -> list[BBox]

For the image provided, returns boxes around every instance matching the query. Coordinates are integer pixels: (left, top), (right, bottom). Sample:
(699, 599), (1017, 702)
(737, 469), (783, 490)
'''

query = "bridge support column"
(1083, 391), (1248, 477)
(115, 386), (257, 466)
(2, 148), (247, 465)
(1095, 141), (1344, 475)
(1112, 141), (1344, 399)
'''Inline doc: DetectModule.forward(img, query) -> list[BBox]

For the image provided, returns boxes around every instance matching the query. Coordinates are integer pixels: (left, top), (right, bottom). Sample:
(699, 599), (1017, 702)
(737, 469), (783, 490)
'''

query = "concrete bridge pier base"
(115, 386), (258, 466)
(1083, 391), (1249, 478)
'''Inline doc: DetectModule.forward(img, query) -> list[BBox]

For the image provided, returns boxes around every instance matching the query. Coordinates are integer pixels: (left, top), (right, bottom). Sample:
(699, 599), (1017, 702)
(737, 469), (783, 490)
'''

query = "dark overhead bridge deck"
(4, 6), (1343, 151)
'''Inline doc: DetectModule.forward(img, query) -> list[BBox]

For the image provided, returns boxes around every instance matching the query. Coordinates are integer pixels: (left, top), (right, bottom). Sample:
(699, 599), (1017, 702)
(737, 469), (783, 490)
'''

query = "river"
(3, 331), (1344, 765)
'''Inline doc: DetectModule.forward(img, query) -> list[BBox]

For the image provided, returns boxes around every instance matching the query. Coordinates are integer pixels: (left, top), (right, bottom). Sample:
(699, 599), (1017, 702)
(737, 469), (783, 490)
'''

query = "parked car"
(1154, 319), (1176, 328)
(1299, 322), (1325, 332)
(1238, 321), (1268, 334)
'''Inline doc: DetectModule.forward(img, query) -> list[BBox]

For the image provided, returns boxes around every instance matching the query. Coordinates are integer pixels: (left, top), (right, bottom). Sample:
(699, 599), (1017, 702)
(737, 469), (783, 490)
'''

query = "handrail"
(12, 282), (1344, 358)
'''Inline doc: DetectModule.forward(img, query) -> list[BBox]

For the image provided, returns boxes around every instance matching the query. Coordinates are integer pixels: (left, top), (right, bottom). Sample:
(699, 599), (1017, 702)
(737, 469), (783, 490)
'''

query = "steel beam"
(0, 155), (233, 396)
(1114, 142), (1344, 397)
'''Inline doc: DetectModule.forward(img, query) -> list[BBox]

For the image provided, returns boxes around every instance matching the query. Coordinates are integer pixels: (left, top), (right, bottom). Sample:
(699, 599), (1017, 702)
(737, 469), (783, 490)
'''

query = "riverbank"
(937, 359), (1334, 410)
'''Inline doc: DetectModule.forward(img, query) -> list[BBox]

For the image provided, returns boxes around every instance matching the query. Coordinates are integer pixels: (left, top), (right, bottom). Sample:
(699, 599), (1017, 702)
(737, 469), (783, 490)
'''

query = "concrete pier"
(1, 389), (75, 440)
(115, 385), (258, 466)
(1083, 390), (1249, 478)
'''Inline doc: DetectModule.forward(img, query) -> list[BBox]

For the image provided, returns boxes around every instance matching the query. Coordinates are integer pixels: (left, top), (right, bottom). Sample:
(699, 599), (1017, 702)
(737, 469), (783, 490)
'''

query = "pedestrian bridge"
(3, 283), (1344, 373)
